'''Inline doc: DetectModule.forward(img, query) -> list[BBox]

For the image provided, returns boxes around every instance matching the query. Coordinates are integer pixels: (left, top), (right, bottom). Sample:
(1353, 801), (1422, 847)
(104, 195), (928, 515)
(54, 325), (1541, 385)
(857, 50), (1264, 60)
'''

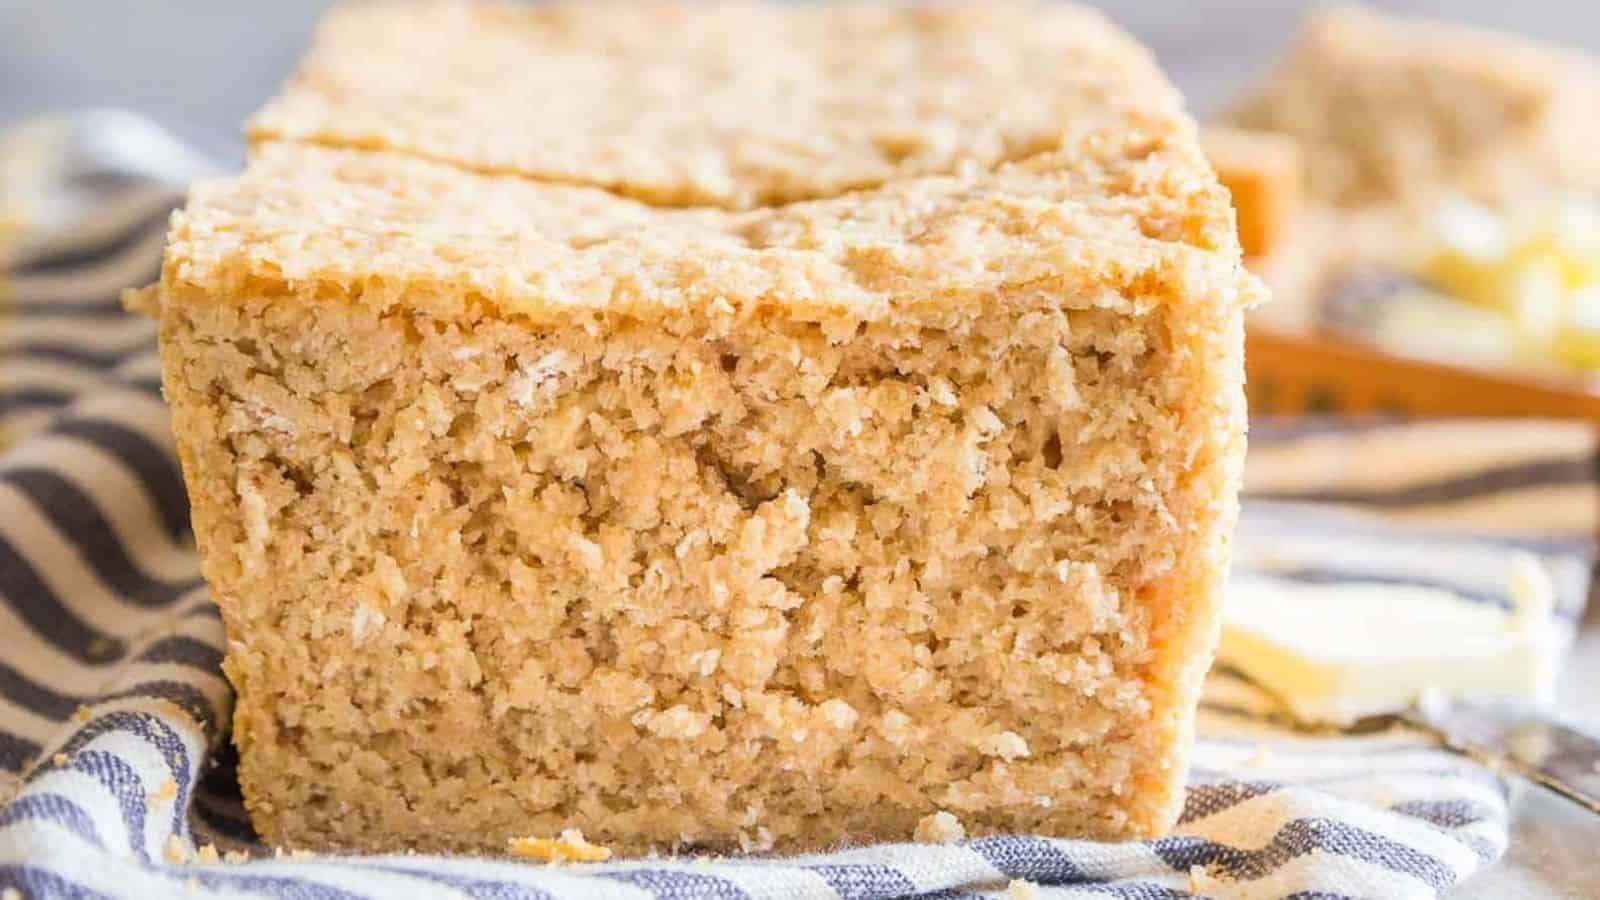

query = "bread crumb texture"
(147, 777), (178, 811)
(1188, 863), (1231, 897)
(507, 829), (614, 863)
(1006, 879), (1041, 900)
(153, 0), (1253, 856)
(164, 835), (191, 865)
(914, 811), (967, 844)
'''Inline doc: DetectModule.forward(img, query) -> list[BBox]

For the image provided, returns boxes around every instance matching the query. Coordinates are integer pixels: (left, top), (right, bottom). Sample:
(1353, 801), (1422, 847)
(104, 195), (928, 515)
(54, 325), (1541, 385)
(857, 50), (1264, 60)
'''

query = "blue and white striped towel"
(0, 112), (1594, 900)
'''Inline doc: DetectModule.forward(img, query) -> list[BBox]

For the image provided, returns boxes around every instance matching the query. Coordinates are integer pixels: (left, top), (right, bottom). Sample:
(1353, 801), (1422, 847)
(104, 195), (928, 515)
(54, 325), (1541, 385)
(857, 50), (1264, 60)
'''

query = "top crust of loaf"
(163, 138), (1259, 325)
(171, 2), (1262, 323)
(250, 1), (1221, 212)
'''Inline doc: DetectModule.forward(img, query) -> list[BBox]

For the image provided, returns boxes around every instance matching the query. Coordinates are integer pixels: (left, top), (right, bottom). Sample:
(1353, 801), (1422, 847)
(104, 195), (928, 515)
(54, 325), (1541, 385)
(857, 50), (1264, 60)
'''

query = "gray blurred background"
(3, 0), (1599, 167)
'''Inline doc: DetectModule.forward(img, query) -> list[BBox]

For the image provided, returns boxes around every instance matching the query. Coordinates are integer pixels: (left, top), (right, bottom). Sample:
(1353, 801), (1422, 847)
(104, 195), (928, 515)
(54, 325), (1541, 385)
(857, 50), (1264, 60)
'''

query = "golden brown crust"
(251, 1), (1196, 211)
(165, 134), (1253, 327)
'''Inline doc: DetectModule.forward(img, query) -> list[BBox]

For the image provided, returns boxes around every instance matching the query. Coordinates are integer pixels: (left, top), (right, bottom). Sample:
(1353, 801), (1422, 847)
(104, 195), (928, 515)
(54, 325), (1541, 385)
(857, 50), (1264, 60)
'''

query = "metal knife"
(1405, 698), (1600, 817)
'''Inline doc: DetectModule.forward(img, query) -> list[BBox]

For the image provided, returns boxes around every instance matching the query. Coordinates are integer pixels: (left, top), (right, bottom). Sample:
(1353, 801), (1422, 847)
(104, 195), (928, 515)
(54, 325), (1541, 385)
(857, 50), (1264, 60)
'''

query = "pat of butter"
(1218, 555), (1560, 726)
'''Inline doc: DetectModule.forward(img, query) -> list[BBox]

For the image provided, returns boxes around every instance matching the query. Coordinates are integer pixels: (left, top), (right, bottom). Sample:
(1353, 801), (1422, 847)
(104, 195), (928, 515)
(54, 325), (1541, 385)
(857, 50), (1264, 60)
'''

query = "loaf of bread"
(149, 1), (1258, 855)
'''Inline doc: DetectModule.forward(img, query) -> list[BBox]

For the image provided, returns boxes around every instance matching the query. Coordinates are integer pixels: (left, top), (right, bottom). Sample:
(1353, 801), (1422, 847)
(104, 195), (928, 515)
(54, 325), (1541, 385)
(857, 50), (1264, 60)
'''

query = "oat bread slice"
(153, 1), (1258, 856)
(1227, 4), (1600, 211)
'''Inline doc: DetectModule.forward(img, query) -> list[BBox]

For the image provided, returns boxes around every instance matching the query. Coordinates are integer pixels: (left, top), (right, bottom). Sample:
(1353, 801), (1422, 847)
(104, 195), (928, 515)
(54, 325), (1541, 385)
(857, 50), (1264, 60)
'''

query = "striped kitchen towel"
(0, 111), (1593, 900)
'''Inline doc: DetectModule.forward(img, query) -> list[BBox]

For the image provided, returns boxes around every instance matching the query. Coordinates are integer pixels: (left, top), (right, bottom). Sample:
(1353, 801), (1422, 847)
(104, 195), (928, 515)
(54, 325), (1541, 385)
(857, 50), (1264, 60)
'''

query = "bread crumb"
(508, 829), (613, 863)
(73, 705), (92, 723)
(736, 826), (775, 853)
(685, 648), (721, 677)
(351, 603), (387, 645)
(51, 753), (68, 768)
(914, 810), (966, 844)
(818, 698), (859, 731)
(224, 849), (251, 864)
(510, 351), (577, 407)
(1005, 879), (1039, 900)
(373, 553), (407, 603)
(165, 835), (191, 865)
(643, 705), (710, 741)
(979, 731), (1031, 761)
(1189, 864), (1230, 896)
(197, 843), (220, 864)
(149, 778), (178, 810)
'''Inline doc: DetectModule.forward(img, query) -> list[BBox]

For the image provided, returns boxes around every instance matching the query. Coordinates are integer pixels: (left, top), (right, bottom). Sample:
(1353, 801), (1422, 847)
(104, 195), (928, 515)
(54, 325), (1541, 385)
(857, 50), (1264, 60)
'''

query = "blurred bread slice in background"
(1226, 4), (1600, 213)
(1219, 5), (1600, 416)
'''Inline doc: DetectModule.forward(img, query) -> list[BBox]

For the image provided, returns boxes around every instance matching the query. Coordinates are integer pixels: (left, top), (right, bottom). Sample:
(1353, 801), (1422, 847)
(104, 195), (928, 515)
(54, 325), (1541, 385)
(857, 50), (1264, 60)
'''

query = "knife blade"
(1405, 696), (1600, 817)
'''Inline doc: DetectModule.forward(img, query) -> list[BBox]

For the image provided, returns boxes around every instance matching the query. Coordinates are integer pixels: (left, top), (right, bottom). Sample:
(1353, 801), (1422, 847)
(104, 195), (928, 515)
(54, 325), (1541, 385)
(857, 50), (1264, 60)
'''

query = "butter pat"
(1218, 555), (1560, 726)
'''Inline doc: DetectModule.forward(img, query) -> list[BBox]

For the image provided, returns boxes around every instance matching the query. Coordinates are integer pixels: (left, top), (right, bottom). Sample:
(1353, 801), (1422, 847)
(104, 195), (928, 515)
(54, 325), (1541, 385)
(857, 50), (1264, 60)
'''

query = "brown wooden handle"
(1247, 326), (1600, 420)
